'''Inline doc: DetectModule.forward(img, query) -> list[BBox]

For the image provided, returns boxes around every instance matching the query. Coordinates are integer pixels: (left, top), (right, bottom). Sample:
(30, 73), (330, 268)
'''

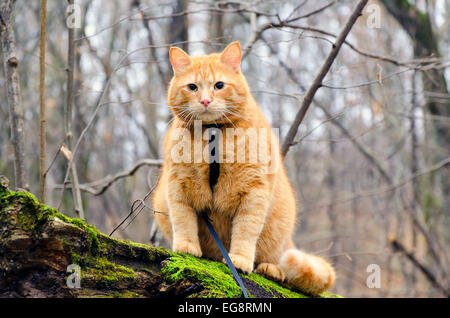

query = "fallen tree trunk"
(0, 176), (340, 298)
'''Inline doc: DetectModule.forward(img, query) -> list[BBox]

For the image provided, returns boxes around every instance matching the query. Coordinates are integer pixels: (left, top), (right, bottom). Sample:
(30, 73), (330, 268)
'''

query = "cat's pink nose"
(201, 99), (211, 108)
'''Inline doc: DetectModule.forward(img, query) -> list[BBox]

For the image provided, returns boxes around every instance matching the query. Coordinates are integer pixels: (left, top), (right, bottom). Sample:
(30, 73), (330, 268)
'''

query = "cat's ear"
(220, 41), (241, 72)
(169, 47), (192, 75)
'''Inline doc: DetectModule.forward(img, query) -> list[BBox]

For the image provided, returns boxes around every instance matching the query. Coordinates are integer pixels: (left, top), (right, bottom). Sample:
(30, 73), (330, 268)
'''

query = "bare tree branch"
(281, 0), (369, 156)
(390, 237), (450, 297)
(244, 22), (447, 70)
(54, 158), (163, 196)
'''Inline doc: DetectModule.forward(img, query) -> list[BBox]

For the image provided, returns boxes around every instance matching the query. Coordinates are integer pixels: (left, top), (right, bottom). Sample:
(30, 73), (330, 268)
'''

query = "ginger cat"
(152, 42), (335, 295)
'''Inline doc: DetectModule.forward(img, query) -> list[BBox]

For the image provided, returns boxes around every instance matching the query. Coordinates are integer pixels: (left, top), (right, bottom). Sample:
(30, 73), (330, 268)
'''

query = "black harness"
(201, 123), (249, 298)
(204, 123), (221, 193)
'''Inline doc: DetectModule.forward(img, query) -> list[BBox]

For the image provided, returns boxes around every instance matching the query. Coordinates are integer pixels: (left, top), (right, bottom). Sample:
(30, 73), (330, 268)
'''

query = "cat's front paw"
(173, 240), (202, 257)
(225, 253), (254, 273)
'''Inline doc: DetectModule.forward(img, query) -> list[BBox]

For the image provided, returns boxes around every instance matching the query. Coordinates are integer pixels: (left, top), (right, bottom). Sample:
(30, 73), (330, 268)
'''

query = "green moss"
(162, 253), (244, 298)
(86, 290), (145, 298)
(243, 273), (307, 298)
(0, 188), (48, 235)
(68, 250), (137, 288)
(52, 211), (72, 223)
(112, 291), (144, 298)
(320, 291), (343, 298)
(82, 256), (135, 283)
(122, 239), (174, 262)
(161, 253), (342, 298)
(1, 189), (102, 252)
(73, 219), (100, 251)
(46, 213), (102, 253)
(124, 239), (158, 250)
(70, 251), (83, 265)
(243, 273), (341, 298)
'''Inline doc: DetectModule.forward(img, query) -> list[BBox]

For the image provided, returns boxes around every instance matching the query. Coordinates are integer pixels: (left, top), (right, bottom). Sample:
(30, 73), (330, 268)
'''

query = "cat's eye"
(188, 83), (198, 91)
(214, 81), (224, 90)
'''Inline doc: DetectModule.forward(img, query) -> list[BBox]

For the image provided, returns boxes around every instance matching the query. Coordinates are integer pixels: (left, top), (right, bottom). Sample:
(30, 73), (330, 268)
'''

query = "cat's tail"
(279, 249), (335, 296)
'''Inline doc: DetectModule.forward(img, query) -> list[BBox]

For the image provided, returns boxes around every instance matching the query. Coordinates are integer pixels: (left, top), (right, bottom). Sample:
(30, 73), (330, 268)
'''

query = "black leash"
(201, 212), (249, 298)
(202, 123), (248, 298)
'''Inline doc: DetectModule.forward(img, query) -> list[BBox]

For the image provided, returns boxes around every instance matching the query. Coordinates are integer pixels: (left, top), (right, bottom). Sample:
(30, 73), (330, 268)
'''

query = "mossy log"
(0, 176), (340, 298)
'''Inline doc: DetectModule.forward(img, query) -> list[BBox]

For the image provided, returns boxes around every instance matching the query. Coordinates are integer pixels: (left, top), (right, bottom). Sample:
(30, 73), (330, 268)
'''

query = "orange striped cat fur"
(152, 41), (335, 296)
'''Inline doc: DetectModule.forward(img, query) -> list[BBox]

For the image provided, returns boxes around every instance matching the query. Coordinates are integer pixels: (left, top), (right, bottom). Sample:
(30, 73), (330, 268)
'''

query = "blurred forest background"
(1, 0), (449, 297)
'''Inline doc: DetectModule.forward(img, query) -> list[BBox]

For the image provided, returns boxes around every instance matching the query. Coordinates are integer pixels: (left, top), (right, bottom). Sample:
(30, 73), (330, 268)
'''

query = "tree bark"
(65, 0), (84, 219)
(0, 0), (28, 190)
(0, 177), (341, 298)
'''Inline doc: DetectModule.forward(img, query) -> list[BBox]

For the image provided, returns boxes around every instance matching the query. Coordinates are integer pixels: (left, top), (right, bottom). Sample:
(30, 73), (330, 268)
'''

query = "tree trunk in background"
(410, 71), (419, 295)
(326, 128), (338, 264)
(39, 0), (47, 203)
(380, 0), (450, 135)
(66, 0), (84, 219)
(346, 181), (359, 295)
(170, 0), (189, 52)
(380, 0), (450, 208)
(209, 7), (224, 50)
(0, 0), (28, 190)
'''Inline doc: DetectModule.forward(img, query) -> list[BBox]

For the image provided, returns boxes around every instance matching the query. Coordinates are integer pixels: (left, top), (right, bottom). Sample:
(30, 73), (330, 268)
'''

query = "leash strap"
(203, 124), (248, 298)
(201, 212), (249, 298)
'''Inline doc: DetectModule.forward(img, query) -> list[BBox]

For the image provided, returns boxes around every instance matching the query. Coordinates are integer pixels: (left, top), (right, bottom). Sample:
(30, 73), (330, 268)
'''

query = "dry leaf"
(376, 64), (383, 85)
(60, 145), (73, 161)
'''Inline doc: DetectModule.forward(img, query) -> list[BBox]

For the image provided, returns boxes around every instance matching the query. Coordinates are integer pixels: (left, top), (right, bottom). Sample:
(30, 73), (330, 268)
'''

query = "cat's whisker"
(222, 105), (245, 114)
(170, 106), (190, 110)
(222, 109), (249, 122)
(221, 112), (237, 129)
(165, 116), (177, 127)
(174, 108), (189, 116)
(183, 109), (193, 120)
(225, 107), (243, 112)
(170, 107), (186, 111)
(185, 111), (196, 128)
(222, 101), (243, 106)
(164, 108), (194, 129)
(170, 111), (190, 125)
(165, 105), (191, 122)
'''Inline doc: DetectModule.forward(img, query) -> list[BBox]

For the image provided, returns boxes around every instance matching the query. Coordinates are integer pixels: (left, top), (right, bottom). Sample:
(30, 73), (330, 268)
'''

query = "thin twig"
(109, 184), (160, 236)
(285, 0), (337, 23)
(54, 159), (163, 196)
(43, 138), (66, 177)
(39, 0), (47, 202)
(390, 238), (450, 297)
(308, 157), (450, 208)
